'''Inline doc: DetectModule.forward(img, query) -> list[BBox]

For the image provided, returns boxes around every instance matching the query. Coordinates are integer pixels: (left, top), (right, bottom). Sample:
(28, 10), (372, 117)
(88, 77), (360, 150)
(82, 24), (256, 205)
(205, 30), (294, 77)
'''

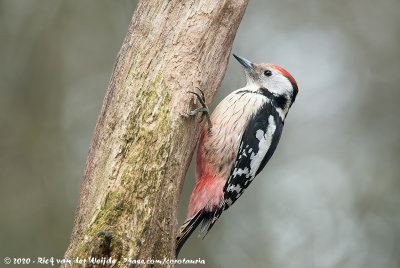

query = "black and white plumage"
(224, 100), (283, 206)
(202, 96), (285, 235)
(176, 54), (298, 255)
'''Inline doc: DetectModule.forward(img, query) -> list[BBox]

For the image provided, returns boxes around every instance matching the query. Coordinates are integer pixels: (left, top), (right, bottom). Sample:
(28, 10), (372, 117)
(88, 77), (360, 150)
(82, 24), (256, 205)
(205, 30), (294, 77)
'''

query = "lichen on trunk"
(63, 0), (249, 266)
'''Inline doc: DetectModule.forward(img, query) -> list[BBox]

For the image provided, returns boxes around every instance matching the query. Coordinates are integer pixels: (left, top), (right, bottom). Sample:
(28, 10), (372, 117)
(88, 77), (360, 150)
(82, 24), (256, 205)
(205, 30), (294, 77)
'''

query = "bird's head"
(233, 54), (298, 105)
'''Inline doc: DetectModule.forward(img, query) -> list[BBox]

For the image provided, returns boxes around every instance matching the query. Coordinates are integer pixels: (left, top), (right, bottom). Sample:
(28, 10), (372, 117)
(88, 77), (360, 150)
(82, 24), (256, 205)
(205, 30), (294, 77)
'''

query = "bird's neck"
(252, 86), (291, 120)
(236, 84), (292, 119)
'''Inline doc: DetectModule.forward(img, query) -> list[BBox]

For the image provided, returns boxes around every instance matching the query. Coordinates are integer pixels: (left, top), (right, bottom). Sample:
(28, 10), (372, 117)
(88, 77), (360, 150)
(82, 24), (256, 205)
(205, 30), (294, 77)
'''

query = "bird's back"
(188, 87), (267, 218)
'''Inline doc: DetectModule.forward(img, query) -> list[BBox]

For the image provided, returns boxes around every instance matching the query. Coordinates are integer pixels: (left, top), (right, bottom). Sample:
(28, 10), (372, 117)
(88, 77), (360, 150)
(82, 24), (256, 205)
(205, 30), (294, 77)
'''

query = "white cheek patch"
(263, 73), (292, 96)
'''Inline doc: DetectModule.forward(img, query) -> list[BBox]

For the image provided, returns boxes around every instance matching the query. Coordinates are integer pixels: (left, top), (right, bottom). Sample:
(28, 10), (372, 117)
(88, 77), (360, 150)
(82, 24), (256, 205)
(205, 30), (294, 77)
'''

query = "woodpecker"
(177, 54), (298, 255)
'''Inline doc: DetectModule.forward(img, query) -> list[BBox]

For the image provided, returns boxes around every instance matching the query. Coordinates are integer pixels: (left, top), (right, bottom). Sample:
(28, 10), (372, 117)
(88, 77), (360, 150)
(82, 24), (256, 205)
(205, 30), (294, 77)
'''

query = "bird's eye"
(264, 70), (272, 76)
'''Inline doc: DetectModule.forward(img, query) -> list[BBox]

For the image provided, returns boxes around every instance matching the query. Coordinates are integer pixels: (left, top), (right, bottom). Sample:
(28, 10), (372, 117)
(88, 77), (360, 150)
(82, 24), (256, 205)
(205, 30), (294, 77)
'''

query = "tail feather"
(176, 206), (225, 256)
(198, 204), (224, 239)
(199, 216), (212, 237)
(176, 210), (205, 256)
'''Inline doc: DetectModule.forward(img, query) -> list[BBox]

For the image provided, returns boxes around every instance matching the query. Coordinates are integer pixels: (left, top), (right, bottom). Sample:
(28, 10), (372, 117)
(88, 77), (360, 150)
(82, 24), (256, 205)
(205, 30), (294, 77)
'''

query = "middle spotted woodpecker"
(177, 54), (298, 255)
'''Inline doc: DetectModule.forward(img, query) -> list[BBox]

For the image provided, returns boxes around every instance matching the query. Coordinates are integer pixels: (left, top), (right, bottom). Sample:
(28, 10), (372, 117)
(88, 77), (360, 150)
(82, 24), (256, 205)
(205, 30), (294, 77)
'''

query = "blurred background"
(0, 0), (399, 267)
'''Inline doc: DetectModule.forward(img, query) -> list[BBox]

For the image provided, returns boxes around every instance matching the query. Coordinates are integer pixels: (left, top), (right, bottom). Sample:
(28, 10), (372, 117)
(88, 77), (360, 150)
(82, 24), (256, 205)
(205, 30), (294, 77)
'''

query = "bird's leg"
(180, 87), (212, 132)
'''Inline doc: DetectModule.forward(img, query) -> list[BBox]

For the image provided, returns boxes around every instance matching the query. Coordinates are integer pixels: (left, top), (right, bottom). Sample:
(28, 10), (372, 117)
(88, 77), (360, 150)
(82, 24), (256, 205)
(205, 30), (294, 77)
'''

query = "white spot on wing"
(255, 129), (264, 141)
(275, 107), (285, 120)
(232, 167), (249, 177)
(227, 184), (242, 193)
(249, 115), (276, 177)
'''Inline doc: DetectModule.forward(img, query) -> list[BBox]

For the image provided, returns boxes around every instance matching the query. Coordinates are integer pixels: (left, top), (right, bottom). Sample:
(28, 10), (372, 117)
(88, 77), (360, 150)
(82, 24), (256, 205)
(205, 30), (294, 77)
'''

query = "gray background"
(1, 0), (399, 267)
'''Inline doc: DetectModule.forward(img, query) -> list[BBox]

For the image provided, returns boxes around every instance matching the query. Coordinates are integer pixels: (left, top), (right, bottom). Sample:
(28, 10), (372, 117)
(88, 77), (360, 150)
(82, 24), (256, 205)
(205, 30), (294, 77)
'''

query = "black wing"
(223, 102), (283, 206)
(202, 101), (284, 235)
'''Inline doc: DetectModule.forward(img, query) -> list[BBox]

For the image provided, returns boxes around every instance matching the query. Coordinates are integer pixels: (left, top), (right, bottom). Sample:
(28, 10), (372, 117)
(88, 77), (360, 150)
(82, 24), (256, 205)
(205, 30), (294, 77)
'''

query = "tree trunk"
(63, 0), (249, 266)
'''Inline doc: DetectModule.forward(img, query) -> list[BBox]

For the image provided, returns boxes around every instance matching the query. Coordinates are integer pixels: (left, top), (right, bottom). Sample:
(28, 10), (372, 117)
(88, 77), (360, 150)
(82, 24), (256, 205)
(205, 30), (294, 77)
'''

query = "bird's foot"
(180, 87), (212, 132)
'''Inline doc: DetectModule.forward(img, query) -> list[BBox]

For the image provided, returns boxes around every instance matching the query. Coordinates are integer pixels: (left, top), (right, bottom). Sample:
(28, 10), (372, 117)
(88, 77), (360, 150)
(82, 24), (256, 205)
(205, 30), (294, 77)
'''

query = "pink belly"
(187, 175), (225, 218)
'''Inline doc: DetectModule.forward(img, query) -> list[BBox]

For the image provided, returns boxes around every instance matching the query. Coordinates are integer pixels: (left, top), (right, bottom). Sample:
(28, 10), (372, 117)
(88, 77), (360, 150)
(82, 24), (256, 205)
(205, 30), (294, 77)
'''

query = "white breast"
(203, 86), (267, 180)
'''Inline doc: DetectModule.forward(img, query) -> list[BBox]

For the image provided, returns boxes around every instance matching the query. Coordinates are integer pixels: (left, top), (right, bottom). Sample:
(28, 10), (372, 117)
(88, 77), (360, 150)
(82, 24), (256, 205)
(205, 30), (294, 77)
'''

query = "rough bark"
(63, 0), (249, 266)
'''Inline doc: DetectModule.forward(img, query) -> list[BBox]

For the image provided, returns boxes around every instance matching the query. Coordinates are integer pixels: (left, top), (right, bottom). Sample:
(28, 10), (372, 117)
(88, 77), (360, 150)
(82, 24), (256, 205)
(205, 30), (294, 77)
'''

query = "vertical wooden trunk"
(63, 0), (249, 266)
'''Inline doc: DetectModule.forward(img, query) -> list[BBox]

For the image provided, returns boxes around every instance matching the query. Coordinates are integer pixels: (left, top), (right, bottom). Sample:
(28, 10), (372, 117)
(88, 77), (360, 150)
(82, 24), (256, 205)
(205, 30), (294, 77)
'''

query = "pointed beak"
(233, 54), (255, 73)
